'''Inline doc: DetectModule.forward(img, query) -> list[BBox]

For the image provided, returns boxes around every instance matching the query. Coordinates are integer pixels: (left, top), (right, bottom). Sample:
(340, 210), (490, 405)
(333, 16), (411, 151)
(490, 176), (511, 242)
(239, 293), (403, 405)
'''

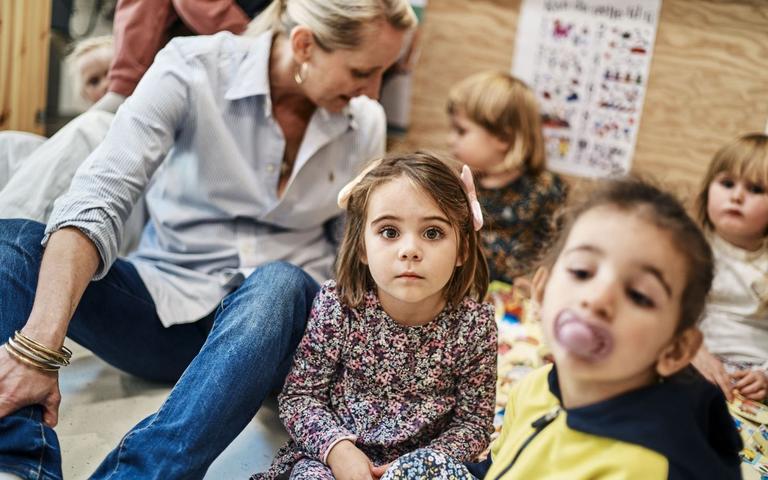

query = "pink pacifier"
(554, 310), (613, 361)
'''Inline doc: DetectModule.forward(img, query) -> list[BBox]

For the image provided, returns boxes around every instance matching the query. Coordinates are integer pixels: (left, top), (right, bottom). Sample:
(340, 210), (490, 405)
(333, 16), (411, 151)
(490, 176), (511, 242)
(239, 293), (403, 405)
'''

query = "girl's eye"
(567, 268), (591, 280)
(423, 227), (445, 240)
(379, 227), (399, 239)
(627, 288), (655, 308)
(748, 183), (766, 195)
(719, 178), (735, 188)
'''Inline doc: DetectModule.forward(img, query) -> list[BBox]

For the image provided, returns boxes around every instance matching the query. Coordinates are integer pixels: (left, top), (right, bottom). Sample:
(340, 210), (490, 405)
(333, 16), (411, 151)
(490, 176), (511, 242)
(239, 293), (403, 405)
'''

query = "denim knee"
(247, 261), (319, 296)
(0, 219), (46, 257)
(0, 219), (46, 337)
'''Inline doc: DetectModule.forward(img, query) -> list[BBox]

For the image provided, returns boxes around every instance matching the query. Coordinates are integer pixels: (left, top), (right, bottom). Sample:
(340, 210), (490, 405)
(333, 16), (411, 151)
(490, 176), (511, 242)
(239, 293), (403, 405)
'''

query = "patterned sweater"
(255, 281), (497, 478)
(479, 170), (567, 284)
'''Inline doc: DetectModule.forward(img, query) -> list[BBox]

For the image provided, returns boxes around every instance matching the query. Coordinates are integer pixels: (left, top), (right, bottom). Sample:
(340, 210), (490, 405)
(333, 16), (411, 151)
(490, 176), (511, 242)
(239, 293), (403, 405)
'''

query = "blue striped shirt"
(45, 32), (385, 326)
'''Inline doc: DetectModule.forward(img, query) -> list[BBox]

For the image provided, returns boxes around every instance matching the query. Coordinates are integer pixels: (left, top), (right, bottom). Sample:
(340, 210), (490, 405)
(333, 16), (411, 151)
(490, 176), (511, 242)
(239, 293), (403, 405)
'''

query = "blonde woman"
(0, 1), (416, 478)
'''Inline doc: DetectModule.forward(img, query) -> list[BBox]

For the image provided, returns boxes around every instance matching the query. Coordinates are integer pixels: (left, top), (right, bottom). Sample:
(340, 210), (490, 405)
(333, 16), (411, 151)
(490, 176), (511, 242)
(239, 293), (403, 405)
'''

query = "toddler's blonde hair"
(696, 133), (768, 232)
(66, 35), (113, 103)
(447, 71), (546, 174)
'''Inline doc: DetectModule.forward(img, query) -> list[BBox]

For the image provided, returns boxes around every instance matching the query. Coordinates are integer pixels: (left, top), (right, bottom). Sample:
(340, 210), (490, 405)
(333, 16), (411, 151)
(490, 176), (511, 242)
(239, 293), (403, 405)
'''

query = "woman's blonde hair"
(246, 0), (417, 50)
(336, 151), (489, 308)
(696, 133), (768, 232)
(447, 71), (546, 174)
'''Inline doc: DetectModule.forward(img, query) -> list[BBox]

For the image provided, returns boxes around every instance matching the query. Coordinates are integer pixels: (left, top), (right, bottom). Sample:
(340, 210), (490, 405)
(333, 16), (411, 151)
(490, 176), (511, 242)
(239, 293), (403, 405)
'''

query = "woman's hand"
(692, 347), (734, 401)
(0, 349), (61, 426)
(327, 440), (374, 480)
(732, 369), (768, 401)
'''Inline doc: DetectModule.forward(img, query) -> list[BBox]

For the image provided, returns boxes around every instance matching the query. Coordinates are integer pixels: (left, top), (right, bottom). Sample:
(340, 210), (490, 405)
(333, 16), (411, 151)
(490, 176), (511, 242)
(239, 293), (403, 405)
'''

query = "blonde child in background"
(383, 178), (742, 479)
(0, 36), (114, 191)
(447, 71), (567, 285)
(693, 133), (768, 402)
(68, 35), (114, 105)
(253, 152), (497, 480)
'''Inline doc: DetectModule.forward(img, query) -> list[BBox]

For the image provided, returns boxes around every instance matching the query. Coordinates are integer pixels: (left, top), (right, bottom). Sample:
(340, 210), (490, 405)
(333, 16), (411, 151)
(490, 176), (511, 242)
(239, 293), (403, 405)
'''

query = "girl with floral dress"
(252, 152), (497, 480)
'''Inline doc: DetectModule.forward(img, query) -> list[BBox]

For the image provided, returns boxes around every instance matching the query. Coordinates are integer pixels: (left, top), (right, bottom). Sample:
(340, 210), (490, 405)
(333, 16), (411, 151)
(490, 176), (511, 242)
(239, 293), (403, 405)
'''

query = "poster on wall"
(513, 0), (662, 177)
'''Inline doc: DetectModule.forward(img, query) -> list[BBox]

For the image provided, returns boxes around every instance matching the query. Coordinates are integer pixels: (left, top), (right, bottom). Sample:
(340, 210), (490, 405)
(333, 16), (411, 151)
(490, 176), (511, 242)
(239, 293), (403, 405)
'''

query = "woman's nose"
(360, 74), (383, 100)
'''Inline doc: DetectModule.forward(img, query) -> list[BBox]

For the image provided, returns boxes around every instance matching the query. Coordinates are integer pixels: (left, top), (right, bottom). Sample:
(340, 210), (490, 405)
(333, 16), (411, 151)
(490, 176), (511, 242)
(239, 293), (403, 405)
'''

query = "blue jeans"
(0, 219), (318, 479)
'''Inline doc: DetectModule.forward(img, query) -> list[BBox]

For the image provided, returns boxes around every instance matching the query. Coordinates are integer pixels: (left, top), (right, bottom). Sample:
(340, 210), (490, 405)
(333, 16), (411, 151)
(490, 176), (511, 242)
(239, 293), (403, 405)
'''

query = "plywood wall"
(0, 0), (51, 134)
(397, 0), (768, 201)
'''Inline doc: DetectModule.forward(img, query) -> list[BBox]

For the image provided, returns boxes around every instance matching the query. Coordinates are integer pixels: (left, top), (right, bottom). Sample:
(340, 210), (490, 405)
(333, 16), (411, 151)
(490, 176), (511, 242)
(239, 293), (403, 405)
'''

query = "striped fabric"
(45, 31), (386, 327)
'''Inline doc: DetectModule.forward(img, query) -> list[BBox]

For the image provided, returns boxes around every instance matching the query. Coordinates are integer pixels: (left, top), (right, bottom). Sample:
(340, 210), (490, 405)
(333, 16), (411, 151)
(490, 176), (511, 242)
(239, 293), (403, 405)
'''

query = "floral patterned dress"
(479, 170), (567, 284)
(252, 281), (497, 479)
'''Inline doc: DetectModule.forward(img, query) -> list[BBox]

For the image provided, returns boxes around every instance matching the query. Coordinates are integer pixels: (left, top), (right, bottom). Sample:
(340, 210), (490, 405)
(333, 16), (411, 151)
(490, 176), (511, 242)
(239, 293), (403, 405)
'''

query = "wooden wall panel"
(398, 0), (768, 200)
(0, 0), (51, 134)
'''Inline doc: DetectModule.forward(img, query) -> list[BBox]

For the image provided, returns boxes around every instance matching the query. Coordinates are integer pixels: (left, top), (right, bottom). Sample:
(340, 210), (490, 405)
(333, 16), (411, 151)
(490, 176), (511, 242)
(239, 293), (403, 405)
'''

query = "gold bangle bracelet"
(11, 336), (70, 366)
(14, 331), (72, 361)
(4, 344), (59, 372)
(6, 338), (66, 368)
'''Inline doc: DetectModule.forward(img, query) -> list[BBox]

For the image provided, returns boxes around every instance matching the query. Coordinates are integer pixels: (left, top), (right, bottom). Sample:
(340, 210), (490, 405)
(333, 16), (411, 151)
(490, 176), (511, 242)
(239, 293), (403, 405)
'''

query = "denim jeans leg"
(0, 219), (62, 480)
(90, 261), (318, 479)
(0, 219), (210, 479)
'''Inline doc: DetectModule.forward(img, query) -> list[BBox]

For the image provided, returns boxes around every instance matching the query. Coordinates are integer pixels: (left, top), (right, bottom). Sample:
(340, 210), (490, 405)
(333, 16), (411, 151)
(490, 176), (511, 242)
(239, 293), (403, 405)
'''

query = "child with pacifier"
(380, 178), (743, 480)
(693, 133), (768, 402)
(447, 71), (567, 285)
(253, 152), (497, 480)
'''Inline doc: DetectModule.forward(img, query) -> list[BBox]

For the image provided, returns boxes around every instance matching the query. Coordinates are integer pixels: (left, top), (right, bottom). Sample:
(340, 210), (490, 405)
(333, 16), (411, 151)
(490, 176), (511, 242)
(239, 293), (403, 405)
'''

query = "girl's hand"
(370, 462), (392, 479)
(732, 369), (768, 401)
(692, 348), (734, 401)
(0, 349), (62, 426)
(327, 440), (374, 480)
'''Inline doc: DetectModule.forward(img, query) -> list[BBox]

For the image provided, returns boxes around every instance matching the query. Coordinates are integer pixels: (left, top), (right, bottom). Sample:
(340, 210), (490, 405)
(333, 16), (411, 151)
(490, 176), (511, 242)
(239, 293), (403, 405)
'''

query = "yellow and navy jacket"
(481, 365), (742, 480)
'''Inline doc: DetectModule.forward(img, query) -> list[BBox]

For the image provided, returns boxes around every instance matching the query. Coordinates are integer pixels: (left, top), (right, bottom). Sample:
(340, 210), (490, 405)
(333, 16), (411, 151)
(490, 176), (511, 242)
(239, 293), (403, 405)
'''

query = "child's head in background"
(68, 35), (113, 104)
(447, 71), (545, 188)
(335, 152), (489, 323)
(534, 179), (713, 406)
(696, 133), (768, 252)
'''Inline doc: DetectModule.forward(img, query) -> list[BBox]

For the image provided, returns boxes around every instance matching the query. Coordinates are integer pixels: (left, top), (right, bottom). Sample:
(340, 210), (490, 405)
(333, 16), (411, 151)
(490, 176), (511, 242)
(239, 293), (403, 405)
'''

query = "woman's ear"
(289, 26), (315, 63)
(656, 327), (703, 377)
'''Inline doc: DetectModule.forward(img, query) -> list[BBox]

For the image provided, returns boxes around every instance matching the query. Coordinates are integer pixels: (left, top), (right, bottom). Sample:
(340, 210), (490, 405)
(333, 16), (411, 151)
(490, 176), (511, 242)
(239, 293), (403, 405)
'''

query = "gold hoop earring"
(294, 62), (308, 85)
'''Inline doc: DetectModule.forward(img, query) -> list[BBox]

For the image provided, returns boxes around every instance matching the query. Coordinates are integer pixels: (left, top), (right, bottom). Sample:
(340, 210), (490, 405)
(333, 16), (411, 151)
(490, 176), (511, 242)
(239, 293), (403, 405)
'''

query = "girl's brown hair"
(545, 178), (714, 333)
(447, 71), (546, 174)
(336, 151), (489, 308)
(696, 133), (768, 232)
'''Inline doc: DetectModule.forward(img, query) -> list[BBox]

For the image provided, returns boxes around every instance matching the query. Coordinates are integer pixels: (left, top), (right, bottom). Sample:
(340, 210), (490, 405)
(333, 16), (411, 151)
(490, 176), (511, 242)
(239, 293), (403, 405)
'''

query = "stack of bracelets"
(4, 330), (72, 372)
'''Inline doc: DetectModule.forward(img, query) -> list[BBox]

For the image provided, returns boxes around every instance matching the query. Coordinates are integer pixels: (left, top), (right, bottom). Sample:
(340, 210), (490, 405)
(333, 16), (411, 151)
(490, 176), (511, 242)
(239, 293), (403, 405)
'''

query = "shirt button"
(266, 164), (275, 173)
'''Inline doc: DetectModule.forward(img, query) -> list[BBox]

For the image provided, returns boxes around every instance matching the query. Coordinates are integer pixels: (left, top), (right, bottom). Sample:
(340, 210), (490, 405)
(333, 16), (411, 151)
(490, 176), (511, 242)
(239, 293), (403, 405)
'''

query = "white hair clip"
(461, 165), (484, 231)
(337, 158), (383, 210)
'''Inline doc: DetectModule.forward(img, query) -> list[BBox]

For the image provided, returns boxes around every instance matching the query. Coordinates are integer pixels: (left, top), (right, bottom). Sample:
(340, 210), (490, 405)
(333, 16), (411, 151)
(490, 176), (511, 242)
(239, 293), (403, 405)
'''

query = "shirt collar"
(224, 31), (357, 130)
(224, 31), (273, 101)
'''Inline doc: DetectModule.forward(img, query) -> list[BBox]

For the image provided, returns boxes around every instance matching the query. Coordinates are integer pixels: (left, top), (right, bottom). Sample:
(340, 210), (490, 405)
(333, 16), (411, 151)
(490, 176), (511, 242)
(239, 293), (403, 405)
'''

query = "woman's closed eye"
(352, 68), (375, 79)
